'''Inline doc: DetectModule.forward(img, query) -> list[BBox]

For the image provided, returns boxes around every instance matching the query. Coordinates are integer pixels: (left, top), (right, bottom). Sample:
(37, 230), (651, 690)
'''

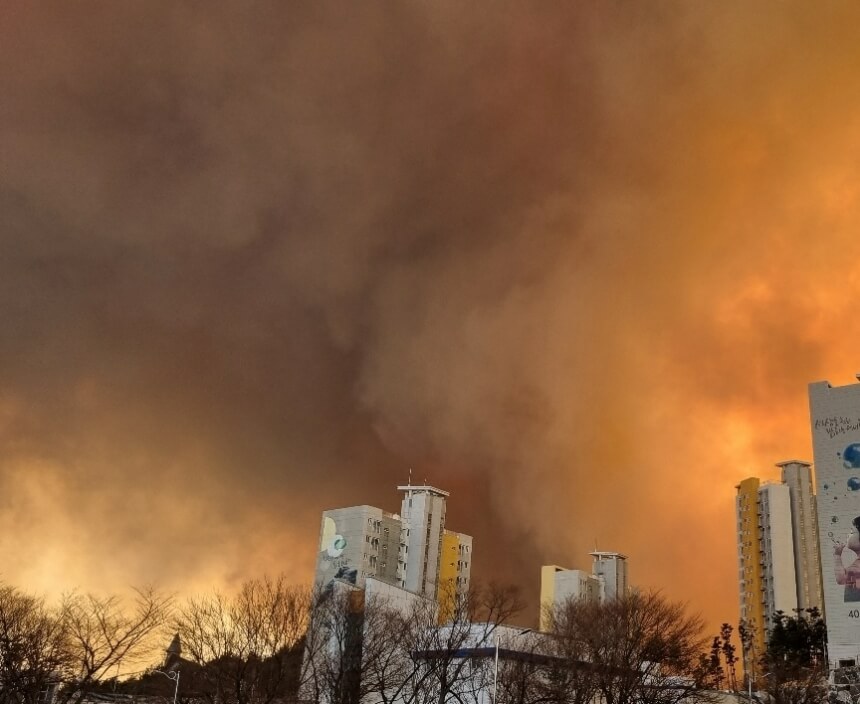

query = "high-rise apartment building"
(437, 530), (473, 621)
(735, 461), (825, 664)
(398, 485), (448, 598)
(809, 378), (860, 669)
(758, 483), (799, 624)
(736, 477), (766, 658)
(778, 460), (824, 612)
(539, 551), (628, 631)
(314, 484), (472, 607)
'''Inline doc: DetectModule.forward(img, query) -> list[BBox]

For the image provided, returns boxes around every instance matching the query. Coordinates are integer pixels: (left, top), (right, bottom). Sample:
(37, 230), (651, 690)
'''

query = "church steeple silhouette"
(165, 633), (182, 668)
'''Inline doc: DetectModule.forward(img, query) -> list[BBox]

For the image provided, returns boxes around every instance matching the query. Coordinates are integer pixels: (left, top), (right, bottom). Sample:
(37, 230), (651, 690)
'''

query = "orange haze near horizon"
(2, 2), (860, 640)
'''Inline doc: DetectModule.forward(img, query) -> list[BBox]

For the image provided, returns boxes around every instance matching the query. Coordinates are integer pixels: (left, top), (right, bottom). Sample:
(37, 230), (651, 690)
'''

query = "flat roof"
(397, 485), (450, 497)
(589, 551), (628, 560)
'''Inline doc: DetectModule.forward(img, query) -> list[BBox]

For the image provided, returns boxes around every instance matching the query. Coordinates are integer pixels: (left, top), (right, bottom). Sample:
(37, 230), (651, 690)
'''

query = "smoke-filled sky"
(3, 2), (860, 633)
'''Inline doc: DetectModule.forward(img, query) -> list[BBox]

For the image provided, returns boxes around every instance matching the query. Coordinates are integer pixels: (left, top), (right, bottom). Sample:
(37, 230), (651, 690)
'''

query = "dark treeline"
(0, 582), (171, 704)
(703, 609), (839, 704)
(1, 578), (726, 704)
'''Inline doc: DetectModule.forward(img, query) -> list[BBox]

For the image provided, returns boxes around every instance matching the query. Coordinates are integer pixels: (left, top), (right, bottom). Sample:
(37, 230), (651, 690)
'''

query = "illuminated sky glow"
(2, 3), (860, 633)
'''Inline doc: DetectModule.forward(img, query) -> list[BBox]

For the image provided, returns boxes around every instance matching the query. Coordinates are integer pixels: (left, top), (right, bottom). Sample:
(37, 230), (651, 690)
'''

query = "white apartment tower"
(777, 460), (824, 612)
(757, 483), (799, 629)
(398, 485), (448, 598)
(590, 551), (628, 600)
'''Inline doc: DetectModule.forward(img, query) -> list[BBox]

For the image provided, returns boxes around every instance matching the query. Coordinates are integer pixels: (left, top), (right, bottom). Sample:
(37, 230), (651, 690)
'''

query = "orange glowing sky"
(2, 2), (860, 636)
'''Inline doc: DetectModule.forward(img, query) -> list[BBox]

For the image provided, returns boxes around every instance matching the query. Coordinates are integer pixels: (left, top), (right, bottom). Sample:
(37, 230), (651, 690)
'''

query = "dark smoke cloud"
(3, 2), (860, 632)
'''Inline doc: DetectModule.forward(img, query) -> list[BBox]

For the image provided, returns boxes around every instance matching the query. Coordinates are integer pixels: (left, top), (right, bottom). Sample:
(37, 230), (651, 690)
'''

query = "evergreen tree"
(706, 637), (724, 689)
(720, 623), (738, 691)
(765, 608), (827, 670)
(760, 608), (828, 704)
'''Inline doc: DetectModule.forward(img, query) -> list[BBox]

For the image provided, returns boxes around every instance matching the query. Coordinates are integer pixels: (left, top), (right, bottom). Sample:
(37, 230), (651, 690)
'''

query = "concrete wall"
(779, 460), (824, 613)
(736, 477), (766, 659)
(809, 379), (860, 668)
(315, 506), (401, 589)
(758, 483), (798, 630)
(399, 486), (448, 598)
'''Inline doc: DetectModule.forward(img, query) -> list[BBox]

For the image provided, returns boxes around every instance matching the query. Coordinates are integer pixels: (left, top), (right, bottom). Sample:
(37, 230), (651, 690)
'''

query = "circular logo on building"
(327, 535), (347, 557)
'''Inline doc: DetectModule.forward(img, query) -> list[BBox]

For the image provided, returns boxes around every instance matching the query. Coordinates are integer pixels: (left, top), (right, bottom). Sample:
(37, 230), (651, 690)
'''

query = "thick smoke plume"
(2, 2), (860, 631)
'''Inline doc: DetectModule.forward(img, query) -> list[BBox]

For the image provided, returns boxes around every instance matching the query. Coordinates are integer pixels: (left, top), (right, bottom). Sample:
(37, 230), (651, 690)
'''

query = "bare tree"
(0, 583), (69, 704)
(307, 580), (523, 704)
(302, 582), (389, 704)
(547, 591), (717, 704)
(359, 592), (430, 704)
(407, 582), (524, 704)
(0, 583), (172, 704)
(175, 576), (311, 704)
(493, 630), (569, 704)
(58, 585), (173, 704)
(537, 602), (601, 704)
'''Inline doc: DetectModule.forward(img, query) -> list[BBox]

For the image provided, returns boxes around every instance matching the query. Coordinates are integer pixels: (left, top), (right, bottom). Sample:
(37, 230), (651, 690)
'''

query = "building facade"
(777, 460), (824, 612)
(438, 530), (473, 621)
(314, 484), (472, 606)
(757, 483), (799, 628)
(590, 551), (628, 599)
(736, 477), (766, 659)
(539, 551), (628, 630)
(398, 485), (449, 598)
(315, 505), (402, 589)
(809, 378), (860, 668)
(735, 462), (826, 665)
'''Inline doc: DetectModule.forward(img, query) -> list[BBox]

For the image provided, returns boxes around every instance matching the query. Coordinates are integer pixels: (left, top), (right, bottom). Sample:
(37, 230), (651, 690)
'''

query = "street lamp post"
(748, 670), (773, 702)
(744, 635), (756, 702)
(492, 628), (532, 704)
(153, 669), (180, 704)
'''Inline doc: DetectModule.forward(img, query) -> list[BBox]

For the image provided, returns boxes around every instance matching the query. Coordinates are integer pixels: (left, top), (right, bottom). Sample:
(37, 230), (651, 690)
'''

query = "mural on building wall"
(814, 422), (860, 650)
(827, 442), (860, 604)
(318, 516), (357, 585)
(832, 514), (860, 603)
